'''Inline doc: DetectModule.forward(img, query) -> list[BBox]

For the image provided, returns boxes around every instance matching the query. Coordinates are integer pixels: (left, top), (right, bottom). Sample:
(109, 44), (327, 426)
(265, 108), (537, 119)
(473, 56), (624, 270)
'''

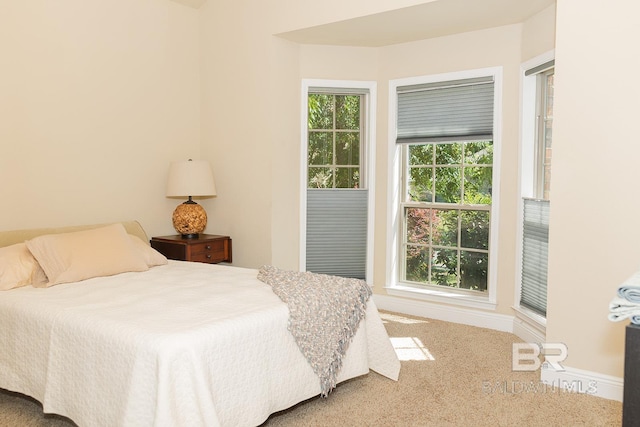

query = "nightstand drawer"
(189, 240), (227, 263)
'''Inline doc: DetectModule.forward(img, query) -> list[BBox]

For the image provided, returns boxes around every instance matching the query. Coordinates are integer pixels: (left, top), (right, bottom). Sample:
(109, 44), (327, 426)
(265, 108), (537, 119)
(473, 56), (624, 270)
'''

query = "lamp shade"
(166, 159), (216, 197)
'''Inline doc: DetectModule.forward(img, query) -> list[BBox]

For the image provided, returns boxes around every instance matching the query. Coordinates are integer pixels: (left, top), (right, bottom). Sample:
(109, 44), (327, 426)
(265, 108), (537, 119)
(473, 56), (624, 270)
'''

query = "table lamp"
(166, 159), (216, 238)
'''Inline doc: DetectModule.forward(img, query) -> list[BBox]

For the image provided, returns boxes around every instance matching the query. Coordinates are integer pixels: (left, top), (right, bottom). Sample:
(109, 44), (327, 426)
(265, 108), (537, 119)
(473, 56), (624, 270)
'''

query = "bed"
(0, 221), (400, 427)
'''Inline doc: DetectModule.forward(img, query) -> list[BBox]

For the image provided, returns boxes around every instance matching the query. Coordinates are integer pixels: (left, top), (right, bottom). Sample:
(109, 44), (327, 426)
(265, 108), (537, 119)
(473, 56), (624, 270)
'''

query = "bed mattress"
(0, 261), (399, 426)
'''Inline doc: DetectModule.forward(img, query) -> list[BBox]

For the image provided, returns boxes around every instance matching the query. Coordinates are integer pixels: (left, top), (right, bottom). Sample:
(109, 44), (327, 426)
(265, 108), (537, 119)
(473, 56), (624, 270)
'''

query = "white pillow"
(129, 235), (168, 267)
(0, 243), (48, 290)
(26, 223), (149, 287)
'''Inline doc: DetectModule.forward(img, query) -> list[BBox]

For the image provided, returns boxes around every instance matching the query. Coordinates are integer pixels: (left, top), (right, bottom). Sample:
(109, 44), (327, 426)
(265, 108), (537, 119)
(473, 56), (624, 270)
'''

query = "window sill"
(385, 283), (497, 311)
(512, 305), (546, 337)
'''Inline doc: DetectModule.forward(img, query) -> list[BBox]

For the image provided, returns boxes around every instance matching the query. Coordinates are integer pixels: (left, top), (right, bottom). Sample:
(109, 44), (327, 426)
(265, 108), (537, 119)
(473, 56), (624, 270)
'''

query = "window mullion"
(429, 146), (436, 283)
(460, 144), (465, 204)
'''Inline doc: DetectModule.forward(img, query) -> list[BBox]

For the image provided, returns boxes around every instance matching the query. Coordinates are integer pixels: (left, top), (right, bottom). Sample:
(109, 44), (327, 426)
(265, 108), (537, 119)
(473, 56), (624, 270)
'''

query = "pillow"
(26, 223), (149, 287)
(0, 243), (48, 290)
(129, 235), (168, 267)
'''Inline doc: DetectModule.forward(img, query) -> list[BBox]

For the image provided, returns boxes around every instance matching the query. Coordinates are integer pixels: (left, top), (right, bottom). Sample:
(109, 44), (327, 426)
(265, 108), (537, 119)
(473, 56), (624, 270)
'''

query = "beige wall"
(198, 1), (277, 268)
(521, 4), (556, 60)
(547, 0), (640, 378)
(0, 0), (201, 237)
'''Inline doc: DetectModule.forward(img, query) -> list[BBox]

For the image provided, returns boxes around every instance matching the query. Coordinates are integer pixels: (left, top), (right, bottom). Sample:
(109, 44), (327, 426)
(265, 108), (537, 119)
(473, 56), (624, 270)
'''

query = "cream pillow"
(26, 223), (149, 287)
(0, 243), (48, 290)
(129, 235), (168, 267)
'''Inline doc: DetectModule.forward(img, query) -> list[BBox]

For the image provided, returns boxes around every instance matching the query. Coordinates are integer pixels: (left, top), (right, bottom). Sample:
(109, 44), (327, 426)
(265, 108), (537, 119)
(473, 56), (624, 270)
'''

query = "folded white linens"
(618, 285), (640, 304)
(608, 296), (640, 324)
(607, 272), (640, 324)
(608, 311), (640, 325)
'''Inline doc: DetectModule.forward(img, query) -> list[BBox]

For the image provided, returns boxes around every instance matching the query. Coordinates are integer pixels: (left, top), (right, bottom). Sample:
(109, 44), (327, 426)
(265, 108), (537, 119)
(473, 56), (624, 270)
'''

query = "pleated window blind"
(520, 198), (550, 316)
(396, 76), (494, 143)
(306, 189), (367, 279)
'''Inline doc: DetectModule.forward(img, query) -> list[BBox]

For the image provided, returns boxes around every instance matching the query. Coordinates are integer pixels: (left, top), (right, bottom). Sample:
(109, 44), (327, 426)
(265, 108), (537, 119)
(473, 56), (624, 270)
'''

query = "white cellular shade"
(306, 189), (367, 279)
(166, 160), (217, 197)
(397, 76), (494, 143)
(520, 198), (550, 316)
(524, 59), (555, 76)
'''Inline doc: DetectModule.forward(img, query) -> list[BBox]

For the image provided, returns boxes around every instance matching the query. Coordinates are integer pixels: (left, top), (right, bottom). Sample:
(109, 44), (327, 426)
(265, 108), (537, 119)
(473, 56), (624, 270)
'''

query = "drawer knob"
(206, 245), (211, 250)
(206, 254), (212, 259)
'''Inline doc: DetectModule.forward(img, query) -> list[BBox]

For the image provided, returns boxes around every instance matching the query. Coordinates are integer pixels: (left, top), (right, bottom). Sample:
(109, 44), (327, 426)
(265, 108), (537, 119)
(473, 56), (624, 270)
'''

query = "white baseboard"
(541, 365), (623, 402)
(374, 293), (624, 402)
(512, 314), (546, 343)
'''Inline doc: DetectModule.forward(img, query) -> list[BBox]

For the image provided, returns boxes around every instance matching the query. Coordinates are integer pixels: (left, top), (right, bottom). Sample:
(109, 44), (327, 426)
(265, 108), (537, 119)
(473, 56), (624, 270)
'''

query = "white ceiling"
(277, 0), (556, 47)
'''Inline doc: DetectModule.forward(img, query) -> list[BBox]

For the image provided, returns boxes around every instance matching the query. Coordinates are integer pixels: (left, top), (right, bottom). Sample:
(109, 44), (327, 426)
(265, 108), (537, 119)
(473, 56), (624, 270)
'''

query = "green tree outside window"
(404, 141), (492, 292)
(308, 94), (361, 189)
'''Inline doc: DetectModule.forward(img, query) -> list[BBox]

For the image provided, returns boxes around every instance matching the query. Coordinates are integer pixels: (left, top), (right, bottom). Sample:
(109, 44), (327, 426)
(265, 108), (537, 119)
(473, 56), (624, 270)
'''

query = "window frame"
(514, 50), (555, 336)
(300, 79), (377, 282)
(386, 67), (503, 310)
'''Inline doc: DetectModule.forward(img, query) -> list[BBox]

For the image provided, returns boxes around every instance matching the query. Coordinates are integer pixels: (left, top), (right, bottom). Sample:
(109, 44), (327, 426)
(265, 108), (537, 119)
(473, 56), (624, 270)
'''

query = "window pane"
(432, 248), (458, 286)
(335, 95), (360, 130)
(460, 210), (489, 250)
(409, 144), (433, 165)
(406, 208), (431, 244)
(308, 94), (334, 129)
(308, 167), (333, 188)
(436, 143), (462, 165)
(543, 72), (554, 200)
(408, 166), (433, 202)
(435, 167), (461, 203)
(463, 166), (492, 204)
(405, 246), (429, 283)
(335, 167), (359, 188)
(308, 132), (333, 166)
(460, 251), (488, 291)
(432, 209), (458, 247)
(543, 164), (551, 200)
(336, 132), (359, 165)
(465, 141), (493, 165)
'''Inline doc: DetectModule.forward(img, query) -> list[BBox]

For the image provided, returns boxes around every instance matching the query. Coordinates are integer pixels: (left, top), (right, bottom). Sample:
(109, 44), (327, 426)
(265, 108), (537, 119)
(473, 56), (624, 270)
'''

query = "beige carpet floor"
(0, 311), (622, 426)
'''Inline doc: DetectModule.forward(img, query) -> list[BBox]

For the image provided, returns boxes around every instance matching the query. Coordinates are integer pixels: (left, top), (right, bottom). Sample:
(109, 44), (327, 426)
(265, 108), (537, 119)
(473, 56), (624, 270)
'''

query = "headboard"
(0, 221), (149, 249)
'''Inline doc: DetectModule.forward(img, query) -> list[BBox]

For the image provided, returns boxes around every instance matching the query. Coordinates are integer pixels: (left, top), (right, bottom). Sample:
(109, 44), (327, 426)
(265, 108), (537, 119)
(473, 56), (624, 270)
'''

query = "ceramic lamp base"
(172, 201), (207, 238)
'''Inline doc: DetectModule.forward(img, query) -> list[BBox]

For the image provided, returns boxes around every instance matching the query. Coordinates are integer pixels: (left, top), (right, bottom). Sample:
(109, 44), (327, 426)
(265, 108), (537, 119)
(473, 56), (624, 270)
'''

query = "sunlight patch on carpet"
(390, 337), (435, 361)
(379, 312), (429, 325)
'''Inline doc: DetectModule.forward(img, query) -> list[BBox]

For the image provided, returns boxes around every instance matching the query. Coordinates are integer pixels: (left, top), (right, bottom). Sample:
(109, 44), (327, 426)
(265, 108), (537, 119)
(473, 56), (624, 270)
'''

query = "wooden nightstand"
(150, 234), (232, 264)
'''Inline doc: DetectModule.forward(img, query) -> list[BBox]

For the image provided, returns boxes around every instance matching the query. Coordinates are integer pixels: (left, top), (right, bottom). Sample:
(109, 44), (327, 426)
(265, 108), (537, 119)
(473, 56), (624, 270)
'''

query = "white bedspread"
(0, 261), (400, 427)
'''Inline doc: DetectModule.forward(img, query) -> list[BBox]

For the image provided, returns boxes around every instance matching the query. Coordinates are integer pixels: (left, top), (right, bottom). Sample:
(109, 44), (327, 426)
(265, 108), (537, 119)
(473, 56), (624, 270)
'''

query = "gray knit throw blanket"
(257, 265), (372, 397)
